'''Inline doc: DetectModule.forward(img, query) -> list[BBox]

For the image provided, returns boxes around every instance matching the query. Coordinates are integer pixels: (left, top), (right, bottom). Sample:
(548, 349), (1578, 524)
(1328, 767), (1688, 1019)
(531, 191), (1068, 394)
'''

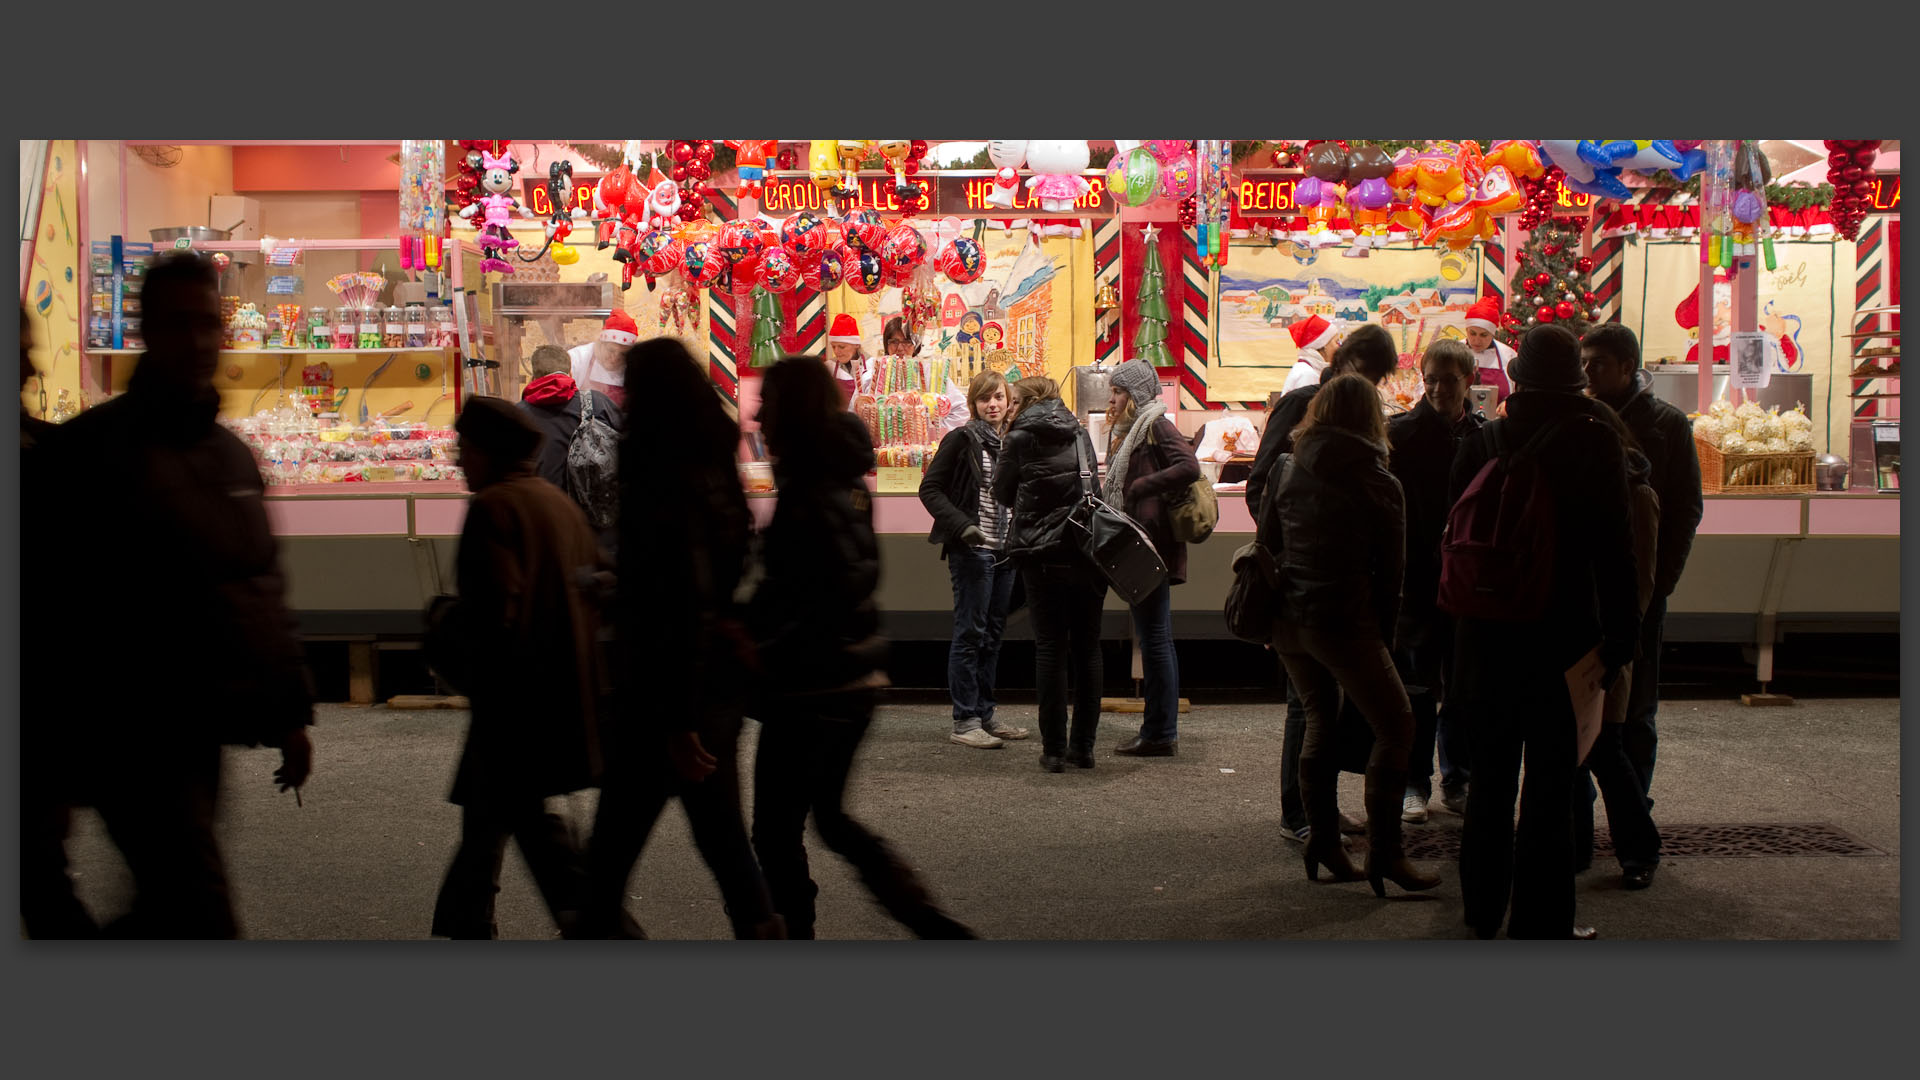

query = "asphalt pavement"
(55, 696), (1901, 940)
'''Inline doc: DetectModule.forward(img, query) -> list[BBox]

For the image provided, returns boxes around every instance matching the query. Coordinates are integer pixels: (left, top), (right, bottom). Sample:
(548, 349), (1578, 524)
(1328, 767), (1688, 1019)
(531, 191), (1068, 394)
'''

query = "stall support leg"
(1743, 537), (1798, 706)
(348, 642), (376, 706)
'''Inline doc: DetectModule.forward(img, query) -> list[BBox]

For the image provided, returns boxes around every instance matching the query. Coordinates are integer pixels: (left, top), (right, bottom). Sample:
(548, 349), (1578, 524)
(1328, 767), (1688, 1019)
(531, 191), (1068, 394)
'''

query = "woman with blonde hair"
(919, 369), (1029, 749)
(1263, 373), (1439, 896)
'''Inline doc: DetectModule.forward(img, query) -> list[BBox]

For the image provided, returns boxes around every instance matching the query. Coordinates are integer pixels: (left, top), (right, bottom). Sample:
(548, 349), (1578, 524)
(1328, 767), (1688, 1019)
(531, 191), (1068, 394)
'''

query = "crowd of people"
(18, 252), (1700, 942)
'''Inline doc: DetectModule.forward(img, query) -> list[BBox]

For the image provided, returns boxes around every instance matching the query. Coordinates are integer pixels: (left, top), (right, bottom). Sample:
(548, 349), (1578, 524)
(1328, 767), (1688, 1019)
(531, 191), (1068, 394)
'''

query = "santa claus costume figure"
(1462, 296), (1517, 403)
(1282, 314), (1344, 394)
(1676, 266), (1799, 368)
(567, 310), (640, 410)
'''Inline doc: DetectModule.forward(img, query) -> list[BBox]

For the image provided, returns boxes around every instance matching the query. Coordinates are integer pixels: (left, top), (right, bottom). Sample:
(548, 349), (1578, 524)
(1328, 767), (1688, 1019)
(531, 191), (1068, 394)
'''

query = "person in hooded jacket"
(1448, 324), (1640, 941)
(1101, 359), (1201, 757)
(993, 376), (1107, 773)
(1265, 373), (1440, 897)
(919, 368), (1030, 749)
(583, 339), (784, 940)
(748, 355), (976, 939)
(520, 344), (624, 549)
(1386, 339), (1485, 824)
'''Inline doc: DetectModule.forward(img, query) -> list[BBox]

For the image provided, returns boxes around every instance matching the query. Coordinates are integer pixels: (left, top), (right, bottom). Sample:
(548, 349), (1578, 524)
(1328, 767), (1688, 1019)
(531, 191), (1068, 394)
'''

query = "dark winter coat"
(521, 378), (624, 552)
(992, 397), (1100, 563)
(919, 419), (1001, 557)
(1265, 426), (1406, 641)
(51, 365), (314, 751)
(1387, 396), (1487, 640)
(1604, 369), (1703, 598)
(1112, 415), (1203, 585)
(748, 412), (888, 699)
(434, 472), (606, 806)
(1447, 390), (1641, 691)
(1245, 382), (1321, 517)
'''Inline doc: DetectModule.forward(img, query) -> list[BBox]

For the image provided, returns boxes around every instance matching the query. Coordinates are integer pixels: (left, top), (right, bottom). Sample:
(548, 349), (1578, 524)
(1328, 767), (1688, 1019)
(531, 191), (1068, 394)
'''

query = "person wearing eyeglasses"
(1386, 340), (1486, 828)
(879, 315), (970, 437)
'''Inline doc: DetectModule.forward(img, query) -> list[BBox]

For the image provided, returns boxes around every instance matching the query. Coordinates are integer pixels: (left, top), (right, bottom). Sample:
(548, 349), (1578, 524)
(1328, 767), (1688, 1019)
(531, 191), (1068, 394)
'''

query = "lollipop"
(781, 211), (828, 257)
(805, 247), (846, 292)
(846, 250), (887, 294)
(881, 224), (928, 272)
(759, 248), (802, 293)
(842, 209), (888, 255)
(935, 237), (984, 284)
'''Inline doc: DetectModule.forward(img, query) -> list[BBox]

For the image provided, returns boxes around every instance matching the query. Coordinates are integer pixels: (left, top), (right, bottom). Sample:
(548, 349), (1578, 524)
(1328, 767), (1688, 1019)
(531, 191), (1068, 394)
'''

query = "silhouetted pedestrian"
(993, 377), (1106, 773)
(521, 343), (624, 553)
(37, 254), (314, 938)
(584, 340), (784, 940)
(1450, 324), (1640, 940)
(426, 397), (604, 939)
(747, 355), (975, 939)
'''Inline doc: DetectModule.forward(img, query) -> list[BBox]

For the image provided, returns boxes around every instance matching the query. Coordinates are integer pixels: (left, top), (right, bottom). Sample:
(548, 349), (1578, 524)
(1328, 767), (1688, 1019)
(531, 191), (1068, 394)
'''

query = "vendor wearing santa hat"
(1463, 296), (1517, 403)
(826, 312), (871, 407)
(1281, 314), (1344, 395)
(567, 310), (639, 411)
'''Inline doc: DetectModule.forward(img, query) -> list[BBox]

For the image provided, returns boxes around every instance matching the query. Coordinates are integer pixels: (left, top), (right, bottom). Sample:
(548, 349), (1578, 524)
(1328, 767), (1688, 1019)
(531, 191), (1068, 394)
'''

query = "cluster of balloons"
(655, 210), (985, 298)
(1825, 140), (1883, 241)
(1286, 140), (1545, 251)
(1539, 140), (1706, 200)
(1105, 140), (1199, 207)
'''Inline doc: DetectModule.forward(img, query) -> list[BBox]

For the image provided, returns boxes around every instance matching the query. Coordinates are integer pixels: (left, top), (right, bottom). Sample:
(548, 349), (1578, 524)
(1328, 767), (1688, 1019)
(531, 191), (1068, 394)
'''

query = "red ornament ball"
(1522, 278), (1539, 293)
(1535, 272), (1552, 287)
(1576, 256), (1594, 273)
(1556, 301), (1577, 319)
(1582, 291), (1597, 305)
(1543, 243), (1560, 256)
(1537, 307), (1557, 323)
(670, 142), (693, 164)
(910, 140), (929, 159)
(695, 142), (714, 162)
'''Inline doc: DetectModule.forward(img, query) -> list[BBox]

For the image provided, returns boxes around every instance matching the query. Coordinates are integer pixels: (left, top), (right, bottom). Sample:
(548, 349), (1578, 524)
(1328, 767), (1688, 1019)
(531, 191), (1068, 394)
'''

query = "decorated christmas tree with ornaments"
(1499, 220), (1602, 348)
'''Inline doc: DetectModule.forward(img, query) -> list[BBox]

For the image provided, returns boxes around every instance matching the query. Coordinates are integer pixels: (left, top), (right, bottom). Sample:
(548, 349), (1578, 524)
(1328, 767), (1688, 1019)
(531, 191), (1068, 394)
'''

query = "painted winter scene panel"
(1211, 241), (1481, 404)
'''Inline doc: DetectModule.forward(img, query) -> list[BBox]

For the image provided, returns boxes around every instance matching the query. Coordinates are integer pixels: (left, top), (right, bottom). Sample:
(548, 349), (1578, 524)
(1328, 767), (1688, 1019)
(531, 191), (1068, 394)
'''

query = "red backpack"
(1438, 418), (1575, 622)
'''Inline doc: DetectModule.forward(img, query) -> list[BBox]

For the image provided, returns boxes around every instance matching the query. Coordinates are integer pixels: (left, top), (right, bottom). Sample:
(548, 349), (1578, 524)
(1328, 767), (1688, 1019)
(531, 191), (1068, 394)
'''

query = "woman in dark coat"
(1265, 374), (1440, 897)
(427, 398), (605, 939)
(748, 355), (975, 939)
(1100, 359), (1201, 756)
(919, 368), (1029, 749)
(584, 339), (783, 940)
(992, 377), (1106, 773)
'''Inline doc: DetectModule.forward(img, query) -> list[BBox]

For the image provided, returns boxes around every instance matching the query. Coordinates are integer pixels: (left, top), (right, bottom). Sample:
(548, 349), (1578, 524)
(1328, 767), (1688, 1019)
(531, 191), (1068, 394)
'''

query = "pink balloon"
(1672, 140), (1702, 152)
(1147, 139), (1189, 163)
(1158, 152), (1198, 200)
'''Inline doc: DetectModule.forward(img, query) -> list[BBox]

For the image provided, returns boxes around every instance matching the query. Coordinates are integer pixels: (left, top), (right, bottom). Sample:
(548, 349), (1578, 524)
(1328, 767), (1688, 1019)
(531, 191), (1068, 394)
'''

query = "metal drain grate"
(1399, 823), (1887, 861)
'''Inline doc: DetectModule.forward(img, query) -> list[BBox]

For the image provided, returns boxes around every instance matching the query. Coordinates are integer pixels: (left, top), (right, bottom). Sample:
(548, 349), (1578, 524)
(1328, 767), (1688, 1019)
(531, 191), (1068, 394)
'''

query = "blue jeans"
(947, 548), (1016, 731)
(1129, 580), (1180, 742)
(1622, 595), (1666, 803)
(1279, 675), (1307, 832)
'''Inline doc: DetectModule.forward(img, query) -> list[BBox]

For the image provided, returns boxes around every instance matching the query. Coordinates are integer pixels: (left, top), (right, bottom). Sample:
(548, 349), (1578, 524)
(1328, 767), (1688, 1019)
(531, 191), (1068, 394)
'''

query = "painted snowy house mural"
(1302, 280), (1338, 316)
(1379, 305), (1414, 326)
(998, 244), (1061, 380)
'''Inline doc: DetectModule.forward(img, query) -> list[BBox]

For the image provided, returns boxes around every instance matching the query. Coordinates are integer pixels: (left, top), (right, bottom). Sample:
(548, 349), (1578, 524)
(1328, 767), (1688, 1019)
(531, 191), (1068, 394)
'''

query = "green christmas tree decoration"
(1501, 219), (1600, 349)
(749, 287), (785, 368)
(1132, 234), (1174, 367)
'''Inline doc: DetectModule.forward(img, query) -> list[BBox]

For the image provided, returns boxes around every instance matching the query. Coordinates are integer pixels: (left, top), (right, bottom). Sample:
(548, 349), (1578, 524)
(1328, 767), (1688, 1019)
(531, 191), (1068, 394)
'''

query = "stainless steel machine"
(1644, 363), (1813, 415)
(488, 280), (618, 400)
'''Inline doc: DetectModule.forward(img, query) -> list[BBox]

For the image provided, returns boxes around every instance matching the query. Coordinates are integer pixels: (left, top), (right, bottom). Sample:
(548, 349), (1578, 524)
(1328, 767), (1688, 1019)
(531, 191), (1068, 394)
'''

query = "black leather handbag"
(1223, 455), (1290, 644)
(1066, 437), (1167, 605)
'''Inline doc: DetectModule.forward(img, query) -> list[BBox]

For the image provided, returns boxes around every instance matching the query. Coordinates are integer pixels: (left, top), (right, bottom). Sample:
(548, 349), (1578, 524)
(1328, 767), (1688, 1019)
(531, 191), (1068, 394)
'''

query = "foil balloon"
(1159, 151), (1198, 201)
(639, 231), (684, 276)
(842, 209), (888, 255)
(805, 247), (846, 292)
(935, 237), (984, 284)
(715, 220), (761, 265)
(881, 223), (928, 272)
(845, 250), (887, 294)
(1484, 140), (1545, 181)
(696, 246), (729, 289)
(758, 247), (802, 293)
(781, 211), (828, 258)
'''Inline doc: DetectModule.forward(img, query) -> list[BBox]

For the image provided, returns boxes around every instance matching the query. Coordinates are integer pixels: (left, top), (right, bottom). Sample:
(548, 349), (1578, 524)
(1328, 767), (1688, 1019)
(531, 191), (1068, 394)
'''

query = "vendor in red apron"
(566, 310), (637, 410)
(826, 313), (872, 407)
(1462, 296), (1516, 403)
(1281, 314), (1343, 395)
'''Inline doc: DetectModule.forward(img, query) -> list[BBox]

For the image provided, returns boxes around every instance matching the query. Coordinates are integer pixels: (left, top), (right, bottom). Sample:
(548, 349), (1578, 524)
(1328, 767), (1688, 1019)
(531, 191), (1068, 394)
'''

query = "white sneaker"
(951, 728), (1005, 750)
(1402, 793), (1430, 824)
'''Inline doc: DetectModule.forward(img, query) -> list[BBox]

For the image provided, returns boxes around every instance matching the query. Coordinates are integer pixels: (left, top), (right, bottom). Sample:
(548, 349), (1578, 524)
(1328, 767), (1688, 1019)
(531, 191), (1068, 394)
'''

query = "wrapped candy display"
(1690, 398), (1815, 493)
(228, 303), (269, 349)
(857, 356), (956, 474)
(225, 407), (461, 487)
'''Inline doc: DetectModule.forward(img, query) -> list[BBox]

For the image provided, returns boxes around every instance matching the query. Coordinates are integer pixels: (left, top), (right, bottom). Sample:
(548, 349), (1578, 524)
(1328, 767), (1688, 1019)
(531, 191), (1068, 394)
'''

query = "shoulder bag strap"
(1074, 433), (1095, 502)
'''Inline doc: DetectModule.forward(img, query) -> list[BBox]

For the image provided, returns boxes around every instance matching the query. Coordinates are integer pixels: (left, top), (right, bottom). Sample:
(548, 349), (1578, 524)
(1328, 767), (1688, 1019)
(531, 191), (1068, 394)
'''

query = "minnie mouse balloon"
(845, 250), (887, 294)
(805, 247), (846, 292)
(881, 224), (928, 272)
(781, 210), (828, 258)
(758, 248), (802, 293)
(935, 237), (984, 284)
(1158, 151), (1198, 201)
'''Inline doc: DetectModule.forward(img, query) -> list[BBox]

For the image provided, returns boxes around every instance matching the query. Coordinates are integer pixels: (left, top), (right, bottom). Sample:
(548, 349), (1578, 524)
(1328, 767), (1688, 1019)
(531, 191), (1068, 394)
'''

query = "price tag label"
(172, 237), (194, 251)
(875, 467), (920, 493)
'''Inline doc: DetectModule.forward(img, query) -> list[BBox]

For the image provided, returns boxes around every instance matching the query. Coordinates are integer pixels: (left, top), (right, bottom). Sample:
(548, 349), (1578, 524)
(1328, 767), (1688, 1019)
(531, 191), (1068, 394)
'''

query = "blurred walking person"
(584, 340), (783, 940)
(521, 343), (624, 553)
(34, 255), (314, 938)
(993, 377), (1107, 772)
(747, 356), (975, 939)
(426, 398), (605, 939)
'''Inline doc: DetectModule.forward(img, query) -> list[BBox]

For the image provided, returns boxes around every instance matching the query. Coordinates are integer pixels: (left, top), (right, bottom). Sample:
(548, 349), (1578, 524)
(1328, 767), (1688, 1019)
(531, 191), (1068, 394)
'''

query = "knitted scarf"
(1103, 399), (1166, 507)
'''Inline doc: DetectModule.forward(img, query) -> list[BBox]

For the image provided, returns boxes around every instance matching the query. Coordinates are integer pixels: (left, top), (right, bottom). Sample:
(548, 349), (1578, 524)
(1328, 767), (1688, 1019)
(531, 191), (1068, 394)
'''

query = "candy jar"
(431, 302), (456, 348)
(333, 307), (357, 350)
(383, 305), (406, 349)
(357, 306), (382, 350)
(405, 303), (428, 348)
(309, 308), (331, 350)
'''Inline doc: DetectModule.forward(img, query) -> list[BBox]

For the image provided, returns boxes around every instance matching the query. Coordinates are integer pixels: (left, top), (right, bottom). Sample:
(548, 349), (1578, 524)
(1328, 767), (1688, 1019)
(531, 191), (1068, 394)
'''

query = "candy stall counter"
(225, 404), (464, 489)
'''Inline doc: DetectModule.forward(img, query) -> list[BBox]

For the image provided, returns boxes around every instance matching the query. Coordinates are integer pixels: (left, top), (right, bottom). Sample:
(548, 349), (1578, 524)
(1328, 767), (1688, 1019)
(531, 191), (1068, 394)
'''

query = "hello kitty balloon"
(986, 140), (1029, 210)
(1024, 141), (1091, 214)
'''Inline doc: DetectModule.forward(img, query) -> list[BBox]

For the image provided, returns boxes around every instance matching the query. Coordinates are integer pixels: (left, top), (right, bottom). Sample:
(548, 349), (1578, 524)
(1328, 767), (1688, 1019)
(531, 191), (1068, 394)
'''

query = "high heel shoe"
(1365, 854), (1442, 898)
(1303, 842), (1365, 883)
